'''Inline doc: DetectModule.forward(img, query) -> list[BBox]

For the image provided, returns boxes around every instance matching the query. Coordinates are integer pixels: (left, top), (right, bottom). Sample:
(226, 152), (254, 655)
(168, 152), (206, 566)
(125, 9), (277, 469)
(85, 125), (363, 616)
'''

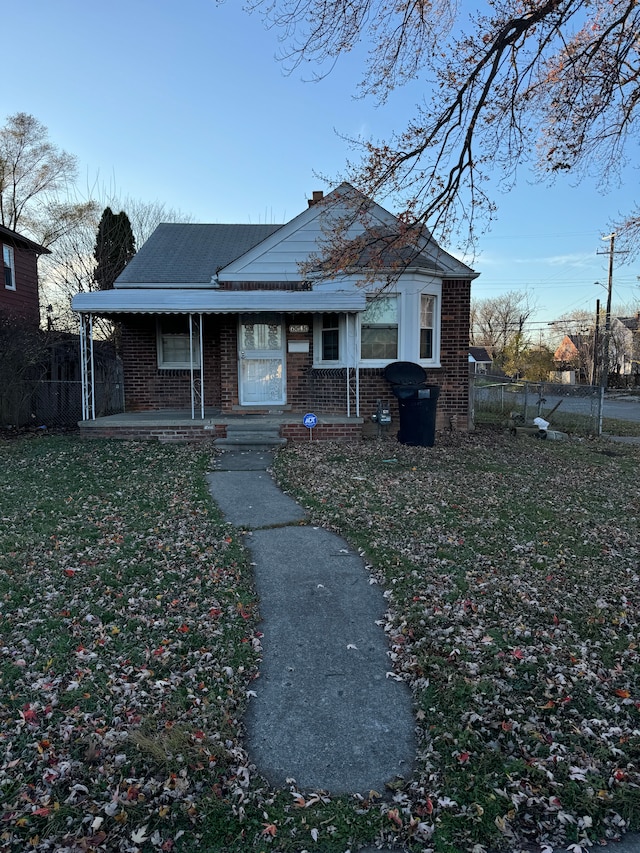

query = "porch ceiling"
(72, 289), (367, 315)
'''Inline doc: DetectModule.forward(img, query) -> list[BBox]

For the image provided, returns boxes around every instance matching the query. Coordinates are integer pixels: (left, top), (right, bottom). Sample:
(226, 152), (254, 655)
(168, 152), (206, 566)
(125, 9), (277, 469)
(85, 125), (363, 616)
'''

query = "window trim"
(313, 312), (347, 366)
(3, 245), (15, 291)
(416, 288), (440, 367)
(156, 316), (201, 370)
(419, 293), (436, 362)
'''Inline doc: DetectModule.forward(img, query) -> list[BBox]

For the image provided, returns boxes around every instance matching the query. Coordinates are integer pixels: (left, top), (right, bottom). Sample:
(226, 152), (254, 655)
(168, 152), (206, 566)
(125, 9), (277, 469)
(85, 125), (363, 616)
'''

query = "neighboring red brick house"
(0, 224), (50, 327)
(72, 184), (478, 441)
(554, 334), (583, 366)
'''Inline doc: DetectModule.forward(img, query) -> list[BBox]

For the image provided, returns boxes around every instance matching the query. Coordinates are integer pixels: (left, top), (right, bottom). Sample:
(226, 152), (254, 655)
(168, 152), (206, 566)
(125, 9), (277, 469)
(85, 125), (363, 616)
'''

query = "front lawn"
(272, 431), (640, 852)
(0, 432), (638, 853)
(0, 438), (262, 852)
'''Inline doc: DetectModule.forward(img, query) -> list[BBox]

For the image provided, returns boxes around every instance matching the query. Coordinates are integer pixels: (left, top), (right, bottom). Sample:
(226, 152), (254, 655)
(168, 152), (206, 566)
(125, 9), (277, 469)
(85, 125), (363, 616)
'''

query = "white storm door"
(238, 314), (286, 405)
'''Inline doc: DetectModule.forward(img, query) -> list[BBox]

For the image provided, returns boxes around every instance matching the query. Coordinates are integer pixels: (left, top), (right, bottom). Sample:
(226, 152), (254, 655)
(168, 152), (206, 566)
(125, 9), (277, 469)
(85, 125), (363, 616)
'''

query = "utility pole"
(592, 298), (600, 387)
(596, 234), (615, 435)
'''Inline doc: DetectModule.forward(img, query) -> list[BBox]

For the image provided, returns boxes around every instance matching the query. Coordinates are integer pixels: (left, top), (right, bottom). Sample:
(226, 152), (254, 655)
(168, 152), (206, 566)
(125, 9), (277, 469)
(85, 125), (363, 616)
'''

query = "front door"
(238, 314), (286, 406)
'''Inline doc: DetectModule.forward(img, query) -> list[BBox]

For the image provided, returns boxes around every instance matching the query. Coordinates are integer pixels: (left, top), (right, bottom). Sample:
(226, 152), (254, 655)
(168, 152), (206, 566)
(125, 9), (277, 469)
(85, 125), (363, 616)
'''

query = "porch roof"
(72, 288), (367, 315)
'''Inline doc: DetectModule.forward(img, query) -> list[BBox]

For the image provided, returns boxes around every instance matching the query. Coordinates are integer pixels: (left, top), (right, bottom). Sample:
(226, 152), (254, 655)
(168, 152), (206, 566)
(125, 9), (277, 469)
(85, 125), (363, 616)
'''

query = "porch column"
(354, 313), (360, 417)
(199, 312), (204, 419)
(188, 313), (205, 420)
(79, 312), (96, 420)
(345, 312), (350, 417)
(344, 313), (361, 418)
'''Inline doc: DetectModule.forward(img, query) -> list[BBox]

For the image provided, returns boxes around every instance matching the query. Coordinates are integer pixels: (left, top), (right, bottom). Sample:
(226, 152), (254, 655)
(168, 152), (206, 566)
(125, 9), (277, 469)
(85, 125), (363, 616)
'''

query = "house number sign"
(288, 324), (309, 333)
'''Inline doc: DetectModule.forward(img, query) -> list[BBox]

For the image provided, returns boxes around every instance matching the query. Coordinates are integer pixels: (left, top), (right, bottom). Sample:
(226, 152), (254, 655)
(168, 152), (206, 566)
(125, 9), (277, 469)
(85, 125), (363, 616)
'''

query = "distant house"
(468, 346), (492, 374)
(554, 320), (640, 385)
(553, 334), (591, 384)
(72, 184), (479, 441)
(617, 314), (640, 375)
(554, 334), (583, 366)
(610, 316), (638, 376)
(0, 224), (50, 328)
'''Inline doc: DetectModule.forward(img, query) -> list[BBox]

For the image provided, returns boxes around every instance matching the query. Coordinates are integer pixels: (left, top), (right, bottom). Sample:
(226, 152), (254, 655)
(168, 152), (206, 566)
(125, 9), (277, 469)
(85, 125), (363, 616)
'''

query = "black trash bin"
(383, 361), (440, 447)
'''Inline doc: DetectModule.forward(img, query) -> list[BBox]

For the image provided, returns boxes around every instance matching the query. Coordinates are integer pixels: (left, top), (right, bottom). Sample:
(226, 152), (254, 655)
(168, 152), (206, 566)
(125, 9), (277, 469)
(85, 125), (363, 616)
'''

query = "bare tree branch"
(245, 0), (640, 253)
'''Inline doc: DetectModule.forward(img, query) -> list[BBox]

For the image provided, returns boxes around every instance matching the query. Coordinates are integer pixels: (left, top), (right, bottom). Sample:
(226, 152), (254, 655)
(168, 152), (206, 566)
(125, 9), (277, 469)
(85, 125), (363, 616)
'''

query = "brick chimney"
(308, 190), (324, 207)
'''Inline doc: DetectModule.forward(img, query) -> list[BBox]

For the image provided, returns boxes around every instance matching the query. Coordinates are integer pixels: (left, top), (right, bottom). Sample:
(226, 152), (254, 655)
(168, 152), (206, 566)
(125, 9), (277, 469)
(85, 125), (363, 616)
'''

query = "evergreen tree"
(93, 207), (135, 290)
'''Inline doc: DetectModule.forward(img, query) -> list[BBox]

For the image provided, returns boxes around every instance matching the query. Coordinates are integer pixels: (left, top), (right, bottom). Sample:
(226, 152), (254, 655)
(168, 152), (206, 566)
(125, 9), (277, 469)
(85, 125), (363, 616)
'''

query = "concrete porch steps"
(215, 421), (287, 449)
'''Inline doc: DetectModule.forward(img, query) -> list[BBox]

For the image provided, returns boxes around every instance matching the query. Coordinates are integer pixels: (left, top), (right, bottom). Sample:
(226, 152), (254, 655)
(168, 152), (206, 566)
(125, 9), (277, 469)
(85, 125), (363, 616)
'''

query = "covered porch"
(72, 289), (368, 427)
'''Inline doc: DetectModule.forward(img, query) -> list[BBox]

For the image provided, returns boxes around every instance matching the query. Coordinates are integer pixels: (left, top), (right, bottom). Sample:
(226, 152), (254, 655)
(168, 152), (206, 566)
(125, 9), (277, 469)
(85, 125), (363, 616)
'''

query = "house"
(610, 316), (637, 376)
(554, 321), (639, 385)
(554, 334), (583, 366)
(0, 224), (50, 328)
(617, 314), (640, 376)
(468, 346), (492, 374)
(72, 184), (478, 442)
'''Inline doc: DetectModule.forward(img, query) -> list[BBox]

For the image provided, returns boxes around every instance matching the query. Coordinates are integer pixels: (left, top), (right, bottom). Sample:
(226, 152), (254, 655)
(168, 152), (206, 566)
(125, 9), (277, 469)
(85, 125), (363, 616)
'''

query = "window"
(360, 295), (398, 360)
(3, 245), (15, 290)
(313, 313), (345, 365)
(157, 316), (201, 369)
(420, 294), (435, 359)
(321, 313), (340, 361)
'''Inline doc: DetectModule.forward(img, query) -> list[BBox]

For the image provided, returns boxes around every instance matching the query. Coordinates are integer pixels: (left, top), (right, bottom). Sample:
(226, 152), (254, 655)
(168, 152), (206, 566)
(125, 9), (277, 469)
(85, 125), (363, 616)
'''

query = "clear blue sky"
(6, 0), (639, 331)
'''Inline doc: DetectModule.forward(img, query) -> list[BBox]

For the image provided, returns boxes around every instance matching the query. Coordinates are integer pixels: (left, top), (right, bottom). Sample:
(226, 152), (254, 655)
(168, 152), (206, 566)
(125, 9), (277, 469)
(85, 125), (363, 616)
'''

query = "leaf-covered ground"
(0, 437), (265, 852)
(0, 432), (638, 853)
(272, 431), (640, 852)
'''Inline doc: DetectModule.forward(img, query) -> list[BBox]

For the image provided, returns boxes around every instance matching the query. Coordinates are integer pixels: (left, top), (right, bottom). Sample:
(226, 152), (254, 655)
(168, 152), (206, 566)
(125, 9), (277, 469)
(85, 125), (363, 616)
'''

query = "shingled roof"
(116, 223), (283, 286)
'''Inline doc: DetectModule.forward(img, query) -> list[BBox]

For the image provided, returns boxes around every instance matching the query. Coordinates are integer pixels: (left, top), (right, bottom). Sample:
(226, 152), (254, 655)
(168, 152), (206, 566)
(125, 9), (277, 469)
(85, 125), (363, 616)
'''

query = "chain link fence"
(471, 374), (602, 434)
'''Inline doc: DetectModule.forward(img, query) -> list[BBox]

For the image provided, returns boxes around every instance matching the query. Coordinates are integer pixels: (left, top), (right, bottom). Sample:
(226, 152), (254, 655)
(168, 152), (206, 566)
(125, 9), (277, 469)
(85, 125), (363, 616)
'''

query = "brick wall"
(121, 316), (222, 411)
(437, 279), (472, 430)
(219, 318), (238, 409)
(79, 424), (227, 442)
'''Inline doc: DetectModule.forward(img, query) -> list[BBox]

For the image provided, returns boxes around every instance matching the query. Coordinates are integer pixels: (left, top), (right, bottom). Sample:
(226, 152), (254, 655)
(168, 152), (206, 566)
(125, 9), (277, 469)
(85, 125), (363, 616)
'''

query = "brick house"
(72, 184), (477, 441)
(0, 224), (50, 328)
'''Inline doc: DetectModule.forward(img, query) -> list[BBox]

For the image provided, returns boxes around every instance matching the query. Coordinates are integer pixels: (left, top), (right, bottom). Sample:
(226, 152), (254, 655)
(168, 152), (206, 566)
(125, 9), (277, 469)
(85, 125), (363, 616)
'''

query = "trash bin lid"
(383, 361), (427, 386)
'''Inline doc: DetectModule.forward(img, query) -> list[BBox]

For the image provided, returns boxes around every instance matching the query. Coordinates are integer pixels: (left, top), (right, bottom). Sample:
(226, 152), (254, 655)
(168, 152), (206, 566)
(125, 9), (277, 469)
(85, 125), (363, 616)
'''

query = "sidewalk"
(206, 448), (415, 794)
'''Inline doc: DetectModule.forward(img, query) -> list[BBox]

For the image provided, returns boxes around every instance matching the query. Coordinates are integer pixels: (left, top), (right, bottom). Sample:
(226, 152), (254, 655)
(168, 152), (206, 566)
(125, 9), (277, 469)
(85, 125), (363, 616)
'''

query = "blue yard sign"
(303, 412), (318, 433)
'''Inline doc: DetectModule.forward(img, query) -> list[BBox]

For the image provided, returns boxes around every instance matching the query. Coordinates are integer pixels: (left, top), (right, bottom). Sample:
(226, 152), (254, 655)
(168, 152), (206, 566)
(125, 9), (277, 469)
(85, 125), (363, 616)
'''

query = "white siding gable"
(217, 184), (399, 284)
(217, 183), (475, 285)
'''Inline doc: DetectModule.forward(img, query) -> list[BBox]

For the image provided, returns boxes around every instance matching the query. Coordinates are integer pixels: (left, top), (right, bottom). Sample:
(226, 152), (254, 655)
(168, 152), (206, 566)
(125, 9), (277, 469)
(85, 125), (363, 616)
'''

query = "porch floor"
(78, 409), (365, 443)
(80, 409), (363, 428)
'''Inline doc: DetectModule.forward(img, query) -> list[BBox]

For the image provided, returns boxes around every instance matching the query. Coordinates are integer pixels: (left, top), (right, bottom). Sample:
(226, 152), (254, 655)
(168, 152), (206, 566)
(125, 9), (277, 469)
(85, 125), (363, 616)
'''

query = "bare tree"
(122, 196), (193, 247)
(0, 113), (81, 243)
(41, 194), (192, 333)
(471, 290), (536, 368)
(247, 0), (640, 249)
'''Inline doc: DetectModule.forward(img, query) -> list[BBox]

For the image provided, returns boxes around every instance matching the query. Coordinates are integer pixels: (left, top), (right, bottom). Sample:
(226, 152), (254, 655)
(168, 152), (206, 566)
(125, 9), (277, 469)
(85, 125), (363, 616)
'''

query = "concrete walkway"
(206, 448), (415, 794)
